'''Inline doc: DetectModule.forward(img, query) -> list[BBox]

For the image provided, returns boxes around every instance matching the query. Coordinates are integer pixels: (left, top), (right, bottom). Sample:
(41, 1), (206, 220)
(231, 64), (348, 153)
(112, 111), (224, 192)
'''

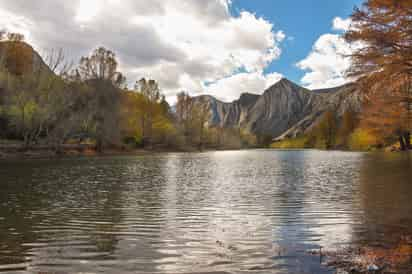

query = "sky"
(0, 0), (363, 103)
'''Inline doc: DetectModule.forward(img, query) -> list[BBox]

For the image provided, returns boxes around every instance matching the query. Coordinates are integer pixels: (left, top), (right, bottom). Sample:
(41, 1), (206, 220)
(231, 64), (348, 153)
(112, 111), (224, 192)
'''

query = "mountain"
(193, 79), (362, 139)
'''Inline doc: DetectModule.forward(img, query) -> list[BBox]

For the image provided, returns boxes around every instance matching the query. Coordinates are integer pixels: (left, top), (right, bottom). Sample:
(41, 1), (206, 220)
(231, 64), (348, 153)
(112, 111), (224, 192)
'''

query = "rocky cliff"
(194, 79), (362, 139)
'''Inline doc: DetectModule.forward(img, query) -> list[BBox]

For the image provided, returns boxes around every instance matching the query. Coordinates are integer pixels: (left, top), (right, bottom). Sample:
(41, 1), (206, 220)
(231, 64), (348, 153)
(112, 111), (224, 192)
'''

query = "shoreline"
(0, 144), (258, 160)
(0, 145), (410, 160)
(308, 239), (412, 274)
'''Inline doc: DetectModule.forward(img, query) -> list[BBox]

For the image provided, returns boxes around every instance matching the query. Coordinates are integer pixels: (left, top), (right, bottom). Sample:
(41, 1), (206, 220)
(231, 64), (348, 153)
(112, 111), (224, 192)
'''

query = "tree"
(345, 0), (412, 150)
(0, 34), (73, 148)
(77, 47), (126, 88)
(120, 90), (146, 146)
(76, 47), (125, 151)
(360, 79), (411, 150)
(338, 109), (359, 147)
(134, 78), (161, 148)
(195, 102), (211, 150)
(176, 92), (195, 144)
(312, 111), (338, 149)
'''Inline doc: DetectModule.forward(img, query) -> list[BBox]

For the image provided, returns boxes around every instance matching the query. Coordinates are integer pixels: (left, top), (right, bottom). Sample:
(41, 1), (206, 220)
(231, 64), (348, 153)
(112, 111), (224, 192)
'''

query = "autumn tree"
(312, 111), (338, 149)
(338, 109), (359, 147)
(345, 0), (412, 150)
(76, 47), (126, 151)
(195, 102), (211, 150)
(176, 92), (195, 144)
(0, 34), (74, 148)
(134, 78), (161, 147)
(120, 91), (147, 145)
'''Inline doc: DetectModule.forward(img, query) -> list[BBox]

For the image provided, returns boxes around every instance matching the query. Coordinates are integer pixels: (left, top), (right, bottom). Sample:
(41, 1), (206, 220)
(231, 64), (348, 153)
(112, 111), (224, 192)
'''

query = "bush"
(270, 136), (310, 149)
(348, 128), (378, 151)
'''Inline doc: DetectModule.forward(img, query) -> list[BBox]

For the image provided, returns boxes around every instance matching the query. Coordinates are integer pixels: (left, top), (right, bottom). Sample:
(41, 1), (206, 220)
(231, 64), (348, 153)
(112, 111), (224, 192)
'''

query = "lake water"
(0, 150), (411, 274)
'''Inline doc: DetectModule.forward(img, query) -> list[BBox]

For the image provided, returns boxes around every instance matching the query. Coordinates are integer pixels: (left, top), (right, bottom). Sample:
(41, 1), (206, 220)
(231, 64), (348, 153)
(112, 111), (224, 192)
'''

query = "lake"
(0, 150), (411, 274)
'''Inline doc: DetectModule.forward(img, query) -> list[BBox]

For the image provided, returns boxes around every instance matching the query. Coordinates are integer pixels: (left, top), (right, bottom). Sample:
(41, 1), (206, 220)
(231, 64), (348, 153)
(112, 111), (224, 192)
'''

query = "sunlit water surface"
(0, 150), (411, 274)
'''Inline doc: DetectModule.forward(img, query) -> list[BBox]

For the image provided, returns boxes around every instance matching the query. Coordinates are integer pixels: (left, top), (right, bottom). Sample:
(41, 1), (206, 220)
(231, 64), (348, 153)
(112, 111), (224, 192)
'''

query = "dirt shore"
(309, 237), (412, 274)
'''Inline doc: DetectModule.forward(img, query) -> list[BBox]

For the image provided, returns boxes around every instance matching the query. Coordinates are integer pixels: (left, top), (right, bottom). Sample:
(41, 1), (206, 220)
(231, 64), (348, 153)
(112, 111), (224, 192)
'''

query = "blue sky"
(230, 0), (362, 85)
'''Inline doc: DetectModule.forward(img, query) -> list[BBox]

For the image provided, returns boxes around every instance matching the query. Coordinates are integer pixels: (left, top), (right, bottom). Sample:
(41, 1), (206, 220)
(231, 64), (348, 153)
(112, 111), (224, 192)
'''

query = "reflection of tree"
(354, 153), (412, 246)
(0, 158), (127, 270)
(86, 170), (124, 255)
(0, 161), (45, 267)
(110, 155), (171, 273)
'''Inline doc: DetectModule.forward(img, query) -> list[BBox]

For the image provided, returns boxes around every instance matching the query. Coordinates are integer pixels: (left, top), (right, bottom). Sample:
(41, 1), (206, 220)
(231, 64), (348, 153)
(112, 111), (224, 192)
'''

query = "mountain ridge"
(193, 78), (361, 139)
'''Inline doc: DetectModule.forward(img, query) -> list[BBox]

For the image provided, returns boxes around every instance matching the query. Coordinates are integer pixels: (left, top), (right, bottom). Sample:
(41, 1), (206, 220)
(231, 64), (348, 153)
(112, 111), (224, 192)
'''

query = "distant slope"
(194, 79), (362, 139)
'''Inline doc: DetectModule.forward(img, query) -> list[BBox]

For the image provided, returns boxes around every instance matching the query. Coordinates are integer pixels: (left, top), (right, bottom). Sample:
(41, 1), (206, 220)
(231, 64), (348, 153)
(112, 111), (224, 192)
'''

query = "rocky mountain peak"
(194, 78), (361, 138)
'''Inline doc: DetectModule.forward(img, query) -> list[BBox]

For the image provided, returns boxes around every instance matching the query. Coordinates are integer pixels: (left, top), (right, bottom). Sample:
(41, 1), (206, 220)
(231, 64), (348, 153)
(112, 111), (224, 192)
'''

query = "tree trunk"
(141, 116), (146, 148)
(96, 138), (103, 153)
(399, 134), (407, 151)
(404, 131), (411, 150)
(199, 124), (204, 151)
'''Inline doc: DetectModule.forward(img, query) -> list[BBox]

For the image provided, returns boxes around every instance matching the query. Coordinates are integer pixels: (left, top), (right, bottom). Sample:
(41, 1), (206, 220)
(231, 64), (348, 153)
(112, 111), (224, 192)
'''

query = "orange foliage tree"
(345, 0), (412, 150)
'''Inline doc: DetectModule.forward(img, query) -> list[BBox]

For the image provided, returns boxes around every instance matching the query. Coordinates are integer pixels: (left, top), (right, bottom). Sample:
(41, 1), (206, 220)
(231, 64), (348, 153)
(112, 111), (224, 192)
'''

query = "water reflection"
(354, 153), (412, 247)
(0, 151), (411, 274)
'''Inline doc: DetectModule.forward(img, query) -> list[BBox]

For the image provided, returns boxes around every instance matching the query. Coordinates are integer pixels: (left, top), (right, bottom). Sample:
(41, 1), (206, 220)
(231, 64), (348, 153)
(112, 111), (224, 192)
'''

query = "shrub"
(348, 128), (379, 151)
(270, 136), (310, 149)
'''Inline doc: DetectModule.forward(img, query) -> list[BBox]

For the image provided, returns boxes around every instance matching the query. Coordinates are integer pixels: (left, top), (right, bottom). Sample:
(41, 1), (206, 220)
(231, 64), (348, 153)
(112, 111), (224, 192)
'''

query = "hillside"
(0, 41), (50, 75)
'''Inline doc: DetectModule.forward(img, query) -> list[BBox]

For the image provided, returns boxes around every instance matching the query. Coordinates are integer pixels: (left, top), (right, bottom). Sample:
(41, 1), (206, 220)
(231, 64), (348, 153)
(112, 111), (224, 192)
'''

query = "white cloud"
(0, 0), (285, 102)
(204, 71), (283, 102)
(297, 17), (359, 90)
(275, 30), (286, 42)
(0, 9), (33, 42)
(332, 17), (352, 32)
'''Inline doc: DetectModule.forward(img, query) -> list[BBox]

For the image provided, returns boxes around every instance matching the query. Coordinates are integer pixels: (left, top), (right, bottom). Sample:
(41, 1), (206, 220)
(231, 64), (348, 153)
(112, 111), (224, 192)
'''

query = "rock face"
(193, 79), (362, 139)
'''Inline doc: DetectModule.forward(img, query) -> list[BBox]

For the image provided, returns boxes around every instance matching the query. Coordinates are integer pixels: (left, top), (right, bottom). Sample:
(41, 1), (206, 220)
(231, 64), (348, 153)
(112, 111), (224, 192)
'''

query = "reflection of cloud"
(154, 151), (362, 272)
(156, 151), (278, 272)
(297, 151), (362, 248)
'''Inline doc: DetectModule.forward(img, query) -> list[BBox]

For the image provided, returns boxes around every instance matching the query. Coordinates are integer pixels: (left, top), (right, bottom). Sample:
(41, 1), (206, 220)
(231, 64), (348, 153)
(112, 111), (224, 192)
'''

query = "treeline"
(271, 109), (378, 151)
(0, 34), (257, 152)
(272, 103), (410, 152)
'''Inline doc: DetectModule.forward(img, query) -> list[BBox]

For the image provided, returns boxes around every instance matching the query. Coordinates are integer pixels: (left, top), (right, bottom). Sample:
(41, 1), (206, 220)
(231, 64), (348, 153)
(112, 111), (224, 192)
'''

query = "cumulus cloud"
(0, 0), (285, 102)
(297, 17), (358, 90)
(332, 17), (352, 32)
(204, 71), (283, 102)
